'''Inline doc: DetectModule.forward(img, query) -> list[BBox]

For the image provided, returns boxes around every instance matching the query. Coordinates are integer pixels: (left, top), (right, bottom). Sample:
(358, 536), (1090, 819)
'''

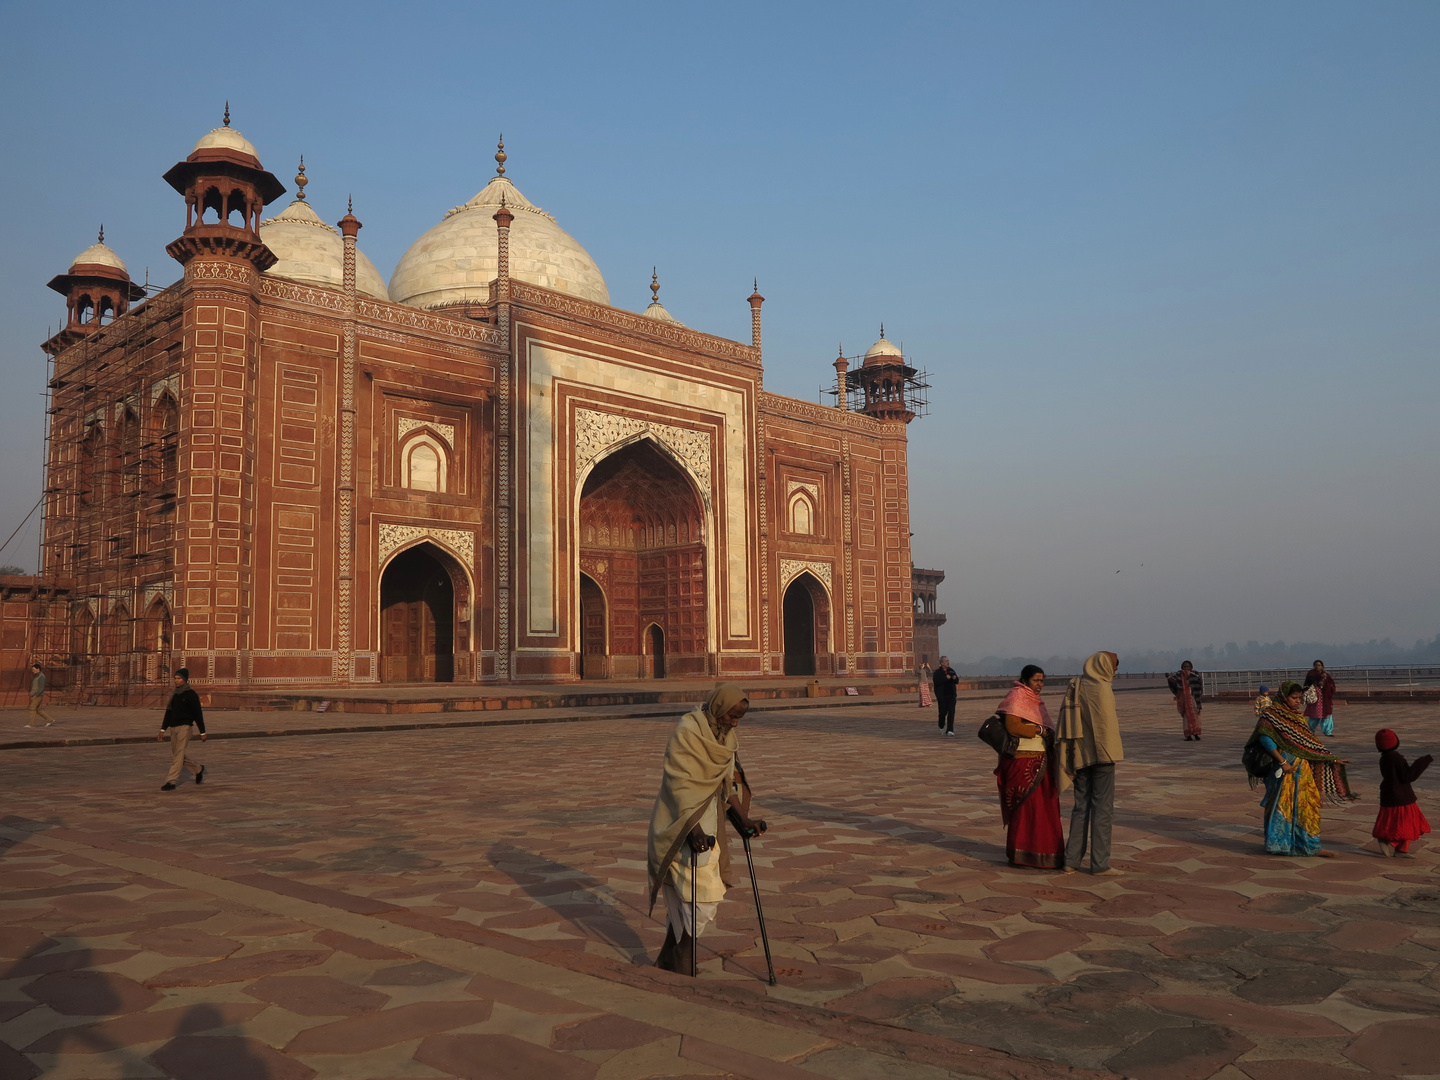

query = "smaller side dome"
(190, 104), (259, 163)
(69, 240), (128, 275)
(193, 125), (259, 162)
(260, 193), (388, 300)
(641, 268), (685, 327)
(863, 325), (903, 365)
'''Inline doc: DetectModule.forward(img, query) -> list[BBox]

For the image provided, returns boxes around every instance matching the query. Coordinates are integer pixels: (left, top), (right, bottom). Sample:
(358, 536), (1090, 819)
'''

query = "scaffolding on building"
(26, 279), (186, 706)
(823, 349), (931, 421)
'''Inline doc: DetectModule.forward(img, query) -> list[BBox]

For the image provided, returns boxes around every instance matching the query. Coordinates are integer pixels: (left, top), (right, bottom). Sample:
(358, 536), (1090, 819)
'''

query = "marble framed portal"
(517, 338), (756, 669)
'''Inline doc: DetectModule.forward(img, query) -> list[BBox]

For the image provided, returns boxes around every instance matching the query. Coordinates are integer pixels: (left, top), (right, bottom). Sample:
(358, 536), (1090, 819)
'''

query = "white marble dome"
(863, 331), (903, 363)
(260, 197), (388, 300)
(193, 124), (260, 162)
(69, 240), (128, 274)
(389, 173), (609, 309)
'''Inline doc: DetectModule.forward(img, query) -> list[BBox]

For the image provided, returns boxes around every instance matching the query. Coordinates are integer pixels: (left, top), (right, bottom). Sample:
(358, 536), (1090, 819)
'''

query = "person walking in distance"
(158, 668), (206, 791)
(24, 663), (56, 729)
(1168, 660), (1203, 741)
(933, 657), (960, 736)
(1058, 652), (1124, 875)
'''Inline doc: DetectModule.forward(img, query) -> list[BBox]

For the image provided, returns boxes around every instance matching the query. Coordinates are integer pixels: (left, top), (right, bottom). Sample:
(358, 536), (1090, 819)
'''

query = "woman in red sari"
(994, 665), (1065, 869)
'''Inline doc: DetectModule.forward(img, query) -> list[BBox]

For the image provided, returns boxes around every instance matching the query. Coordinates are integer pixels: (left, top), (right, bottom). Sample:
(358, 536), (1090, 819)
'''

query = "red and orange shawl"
(996, 681), (1052, 729)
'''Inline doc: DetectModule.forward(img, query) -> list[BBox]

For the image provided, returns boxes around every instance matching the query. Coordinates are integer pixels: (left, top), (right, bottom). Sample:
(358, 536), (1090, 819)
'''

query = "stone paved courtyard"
(2, 688), (1438, 1080)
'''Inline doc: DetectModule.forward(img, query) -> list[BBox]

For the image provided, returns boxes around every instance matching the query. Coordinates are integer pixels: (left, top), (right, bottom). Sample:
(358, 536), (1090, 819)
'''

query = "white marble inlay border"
(526, 344), (750, 639)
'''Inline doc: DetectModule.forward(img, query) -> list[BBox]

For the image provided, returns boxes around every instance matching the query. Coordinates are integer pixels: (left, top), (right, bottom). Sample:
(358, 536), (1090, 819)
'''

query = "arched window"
(788, 492), (815, 535)
(150, 393), (179, 490)
(226, 189), (248, 228)
(201, 187), (224, 223)
(76, 295), (94, 324)
(401, 433), (448, 493)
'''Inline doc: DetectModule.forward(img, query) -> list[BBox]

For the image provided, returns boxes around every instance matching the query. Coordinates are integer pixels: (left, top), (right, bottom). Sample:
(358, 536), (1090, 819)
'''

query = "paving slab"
(1, 689), (1437, 1079)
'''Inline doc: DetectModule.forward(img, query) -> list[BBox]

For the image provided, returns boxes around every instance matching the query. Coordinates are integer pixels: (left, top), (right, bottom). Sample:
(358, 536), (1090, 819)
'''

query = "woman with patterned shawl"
(1245, 681), (1356, 857)
(1304, 660), (1338, 736)
(1167, 660), (1203, 740)
(993, 665), (1065, 869)
(647, 683), (765, 975)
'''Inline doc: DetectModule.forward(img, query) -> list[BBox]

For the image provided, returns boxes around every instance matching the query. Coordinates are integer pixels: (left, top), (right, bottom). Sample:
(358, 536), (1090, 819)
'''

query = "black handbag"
(977, 714), (1018, 756)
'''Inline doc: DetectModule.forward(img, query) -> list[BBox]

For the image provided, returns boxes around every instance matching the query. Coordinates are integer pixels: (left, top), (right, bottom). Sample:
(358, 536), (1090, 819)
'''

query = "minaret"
(43, 227), (146, 355)
(833, 344), (849, 411)
(748, 279), (764, 356)
(158, 107), (285, 685)
(492, 136), (514, 682)
(335, 195), (361, 683)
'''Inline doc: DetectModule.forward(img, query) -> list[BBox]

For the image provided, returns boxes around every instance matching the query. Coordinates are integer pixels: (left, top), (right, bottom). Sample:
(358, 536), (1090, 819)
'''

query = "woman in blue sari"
(1245, 681), (1355, 856)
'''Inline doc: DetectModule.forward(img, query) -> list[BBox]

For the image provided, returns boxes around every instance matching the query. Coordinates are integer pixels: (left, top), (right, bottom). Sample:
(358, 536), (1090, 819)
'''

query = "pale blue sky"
(1, 1), (1435, 657)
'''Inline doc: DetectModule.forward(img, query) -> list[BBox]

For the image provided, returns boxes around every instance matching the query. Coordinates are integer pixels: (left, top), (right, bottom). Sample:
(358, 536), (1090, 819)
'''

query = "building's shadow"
(485, 841), (650, 961)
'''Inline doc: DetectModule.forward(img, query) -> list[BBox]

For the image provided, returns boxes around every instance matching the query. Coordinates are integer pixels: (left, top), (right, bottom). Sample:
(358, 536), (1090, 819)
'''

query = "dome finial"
(651, 267), (661, 304)
(223, 102), (231, 127)
(495, 135), (507, 176)
(98, 224), (104, 245)
(347, 193), (353, 214)
(880, 322), (885, 339)
(294, 156), (308, 201)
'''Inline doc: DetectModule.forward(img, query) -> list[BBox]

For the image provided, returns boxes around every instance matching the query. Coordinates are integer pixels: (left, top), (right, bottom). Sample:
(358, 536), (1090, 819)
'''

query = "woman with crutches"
(646, 683), (767, 976)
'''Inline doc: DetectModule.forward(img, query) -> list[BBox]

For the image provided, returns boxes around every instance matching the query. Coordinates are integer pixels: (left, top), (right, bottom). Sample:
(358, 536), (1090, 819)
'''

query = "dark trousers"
(936, 698), (956, 733)
(1063, 763), (1115, 871)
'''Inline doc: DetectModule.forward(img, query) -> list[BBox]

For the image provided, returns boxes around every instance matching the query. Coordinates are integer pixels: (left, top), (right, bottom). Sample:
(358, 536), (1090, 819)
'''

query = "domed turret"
(388, 138), (609, 310)
(260, 159), (388, 299)
(43, 227), (147, 354)
(163, 105), (285, 271)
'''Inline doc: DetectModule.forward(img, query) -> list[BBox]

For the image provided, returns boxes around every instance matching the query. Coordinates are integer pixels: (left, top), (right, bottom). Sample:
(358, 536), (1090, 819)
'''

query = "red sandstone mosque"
(1, 113), (945, 699)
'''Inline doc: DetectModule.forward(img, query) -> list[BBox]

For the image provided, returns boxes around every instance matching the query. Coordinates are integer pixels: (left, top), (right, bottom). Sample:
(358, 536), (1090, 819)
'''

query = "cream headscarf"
(1056, 652), (1123, 787)
(646, 684), (750, 912)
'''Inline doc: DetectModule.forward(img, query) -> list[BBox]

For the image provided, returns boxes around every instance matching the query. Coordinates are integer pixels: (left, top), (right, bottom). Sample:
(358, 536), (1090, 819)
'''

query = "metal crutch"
(690, 845), (698, 978)
(740, 830), (777, 986)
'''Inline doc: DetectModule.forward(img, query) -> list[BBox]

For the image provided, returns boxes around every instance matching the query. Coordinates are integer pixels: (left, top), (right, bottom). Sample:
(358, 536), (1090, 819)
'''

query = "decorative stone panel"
(779, 558), (832, 594)
(376, 523), (475, 568)
(397, 417), (456, 448)
(574, 408), (712, 507)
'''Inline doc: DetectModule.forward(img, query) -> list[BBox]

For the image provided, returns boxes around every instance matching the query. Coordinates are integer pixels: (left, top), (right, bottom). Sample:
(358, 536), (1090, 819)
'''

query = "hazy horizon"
(2, 2), (1435, 659)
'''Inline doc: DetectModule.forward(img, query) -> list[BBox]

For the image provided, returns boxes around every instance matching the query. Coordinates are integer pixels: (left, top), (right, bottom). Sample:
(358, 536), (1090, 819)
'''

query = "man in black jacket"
(158, 668), (206, 790)
(933, 656), (960, 736)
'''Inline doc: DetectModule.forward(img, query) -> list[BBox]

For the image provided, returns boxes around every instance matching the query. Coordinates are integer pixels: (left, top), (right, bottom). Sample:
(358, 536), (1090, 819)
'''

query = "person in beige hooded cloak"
(1058, 651), (1124, 876)
(647, 683), (765, 974)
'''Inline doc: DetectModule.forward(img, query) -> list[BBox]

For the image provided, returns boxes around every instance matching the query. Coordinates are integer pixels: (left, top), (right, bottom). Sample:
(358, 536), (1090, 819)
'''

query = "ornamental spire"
(495, 135), (507, 176)
(294, 156), (308, 200)
(98, 225), (104, 244)
(223, 102), (231, 127)
(651, 267), (661, 304)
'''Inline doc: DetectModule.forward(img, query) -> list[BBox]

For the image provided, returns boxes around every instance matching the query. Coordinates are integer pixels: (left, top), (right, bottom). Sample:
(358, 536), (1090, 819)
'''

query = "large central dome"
(388, 156), (609, 309)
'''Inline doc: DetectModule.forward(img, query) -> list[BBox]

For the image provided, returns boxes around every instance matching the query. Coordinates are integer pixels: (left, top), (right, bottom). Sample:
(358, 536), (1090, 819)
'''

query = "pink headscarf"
(997, 681), (1052, 729)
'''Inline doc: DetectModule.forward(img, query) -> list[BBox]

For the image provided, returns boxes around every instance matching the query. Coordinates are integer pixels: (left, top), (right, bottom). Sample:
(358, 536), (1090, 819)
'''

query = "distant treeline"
(954, 634), (1440, 677)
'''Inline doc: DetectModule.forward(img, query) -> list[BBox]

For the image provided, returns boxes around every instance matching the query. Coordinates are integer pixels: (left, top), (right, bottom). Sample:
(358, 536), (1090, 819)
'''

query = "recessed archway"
(577, 438), (707, 679)
(578, 572), (607, 679)
(379, 543), (460, 682)
(783, 572), (832, 676)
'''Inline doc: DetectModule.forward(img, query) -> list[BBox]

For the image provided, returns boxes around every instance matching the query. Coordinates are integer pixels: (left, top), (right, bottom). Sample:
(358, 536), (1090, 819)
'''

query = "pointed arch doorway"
(380, 544), (458, 682)
(783, 573), (832, 676)
(577, 438), (708, 679)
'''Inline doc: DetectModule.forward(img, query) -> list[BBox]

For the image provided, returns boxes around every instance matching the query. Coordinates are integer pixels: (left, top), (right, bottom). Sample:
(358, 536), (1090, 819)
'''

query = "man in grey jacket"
(25, 663), (55, 729)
